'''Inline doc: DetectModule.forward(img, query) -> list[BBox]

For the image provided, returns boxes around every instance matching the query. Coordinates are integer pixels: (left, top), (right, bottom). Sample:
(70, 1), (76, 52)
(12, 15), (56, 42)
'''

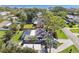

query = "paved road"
(49, 39), (73, 53)
(62, 27), (79, 49)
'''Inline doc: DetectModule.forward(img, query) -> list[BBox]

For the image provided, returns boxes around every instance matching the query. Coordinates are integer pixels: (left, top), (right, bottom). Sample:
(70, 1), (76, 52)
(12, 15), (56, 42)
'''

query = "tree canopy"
(43, 11), (65, 32)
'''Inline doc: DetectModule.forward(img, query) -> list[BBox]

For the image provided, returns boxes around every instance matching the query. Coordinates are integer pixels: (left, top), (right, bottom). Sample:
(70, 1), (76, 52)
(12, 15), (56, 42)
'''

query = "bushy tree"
(10, 24), (17, 34)
(43, 11), (65, 38)
(49, 6), (68, 19)
(0, 44), (37, 53)
(2, 31), (13, 47)
(16, 11), (27, 23)
(49, 6), (67, 12)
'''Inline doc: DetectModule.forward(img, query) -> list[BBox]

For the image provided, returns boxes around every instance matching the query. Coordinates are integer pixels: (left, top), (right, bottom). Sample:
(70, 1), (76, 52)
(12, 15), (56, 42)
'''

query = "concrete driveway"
(49, 39), (74, 53)
(62, 27), (79, 49)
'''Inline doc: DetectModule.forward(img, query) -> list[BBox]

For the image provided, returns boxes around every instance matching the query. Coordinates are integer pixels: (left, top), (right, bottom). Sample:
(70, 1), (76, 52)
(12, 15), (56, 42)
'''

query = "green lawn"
(0, 30), (6, 37)
(0, 30), (8, 39)
(70, 29), (79, 33)
(65, 24), (70, 28)
(11, 31), (23, 43)
(0, 31), (5, 38)
(59, 45), (79, 53)
(72, 24), (79, 28)
(66, 24), (79, 28)
(57, 42), (63, 47)
(24, 24), (33, 29)
(56, 30), (68, 39)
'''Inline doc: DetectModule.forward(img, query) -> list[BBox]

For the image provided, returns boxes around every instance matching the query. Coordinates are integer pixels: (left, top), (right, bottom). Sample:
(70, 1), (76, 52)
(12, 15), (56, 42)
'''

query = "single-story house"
(32, 17), (45, 28)
(0, 21), (12, 28)
(66, 14), (79, 24)
(0, 11), (10, 16)
(67, 15), (74, 19)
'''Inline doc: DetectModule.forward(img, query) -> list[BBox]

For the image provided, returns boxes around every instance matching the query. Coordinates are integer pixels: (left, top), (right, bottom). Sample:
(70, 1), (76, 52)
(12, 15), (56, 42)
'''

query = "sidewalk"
(50, 39), (73, 53)
(62, 27), (79, 49)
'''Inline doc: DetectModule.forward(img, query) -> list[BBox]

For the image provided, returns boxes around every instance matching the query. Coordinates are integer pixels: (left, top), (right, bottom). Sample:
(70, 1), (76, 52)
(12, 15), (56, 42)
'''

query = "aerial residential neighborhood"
(0, 5), (79, 53)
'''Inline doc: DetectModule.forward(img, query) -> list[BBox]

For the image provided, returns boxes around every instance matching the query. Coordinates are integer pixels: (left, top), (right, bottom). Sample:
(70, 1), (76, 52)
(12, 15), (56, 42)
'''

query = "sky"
(1, 5), (79, 9)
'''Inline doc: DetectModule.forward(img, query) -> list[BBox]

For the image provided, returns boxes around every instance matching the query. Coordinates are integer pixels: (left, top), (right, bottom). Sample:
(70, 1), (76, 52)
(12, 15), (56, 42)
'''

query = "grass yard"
(57, 42), (63, 47)
(59, 45), (79, 53)
(66, 24), (79, 28)
(24, 24), (33, 29)
(0, 31), (6, 38)
(56, 30), (68, 39)
(70, 29), (79, 33)
(72, 24), (79, 28)
(11, 31), (23, 43)
(0, 30), (8, 39)
(65, 24), (70, 28)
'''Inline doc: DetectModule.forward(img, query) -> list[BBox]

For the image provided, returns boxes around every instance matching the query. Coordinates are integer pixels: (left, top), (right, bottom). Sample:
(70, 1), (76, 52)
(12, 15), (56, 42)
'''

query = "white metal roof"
(23, 44), (41, 50)
(30, 30), (36, 36)
(5, 22), (12, 26)
(67, 15), (74, 18)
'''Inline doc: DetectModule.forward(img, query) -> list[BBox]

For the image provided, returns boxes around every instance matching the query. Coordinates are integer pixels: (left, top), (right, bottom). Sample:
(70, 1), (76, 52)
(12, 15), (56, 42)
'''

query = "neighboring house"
(5, 22), (12, 27)
(0, 11), (10, 16)
(0, 21), (12, 28)
(32, 12), (45, 28)
(66, 19), (74, 23)
(32, 16), (45, 28)
(66, 14), (79, 24)
(67, 15), (74, 19)
(11, 16), (18, 23)
(0, 11), (18, 22)
(37, 12), (42, 17)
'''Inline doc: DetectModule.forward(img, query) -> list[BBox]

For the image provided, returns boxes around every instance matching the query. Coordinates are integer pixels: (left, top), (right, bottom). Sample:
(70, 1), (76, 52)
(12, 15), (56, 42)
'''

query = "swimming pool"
(21, 30), (31, 40)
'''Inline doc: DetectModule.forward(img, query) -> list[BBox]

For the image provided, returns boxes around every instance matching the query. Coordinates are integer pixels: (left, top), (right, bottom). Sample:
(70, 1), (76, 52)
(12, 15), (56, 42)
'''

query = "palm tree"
(45, 36), (53, 53)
